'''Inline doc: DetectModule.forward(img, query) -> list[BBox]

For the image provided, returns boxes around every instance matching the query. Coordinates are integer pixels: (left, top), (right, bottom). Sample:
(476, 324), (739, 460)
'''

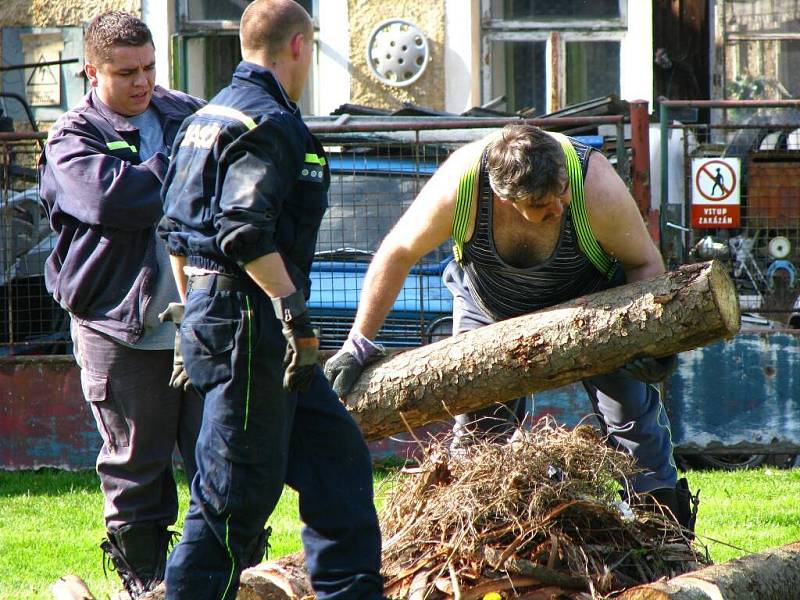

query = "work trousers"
(165, 276), (384, 600)
(72, 322), (203, 531)
(444, 261), (678, 493)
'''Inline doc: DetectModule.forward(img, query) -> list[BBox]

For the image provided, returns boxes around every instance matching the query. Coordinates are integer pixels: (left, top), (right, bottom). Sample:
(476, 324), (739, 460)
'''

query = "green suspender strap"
(547, 131), (617, 278)
(450, 134), (616, 277)
(451, 157), (481, 265)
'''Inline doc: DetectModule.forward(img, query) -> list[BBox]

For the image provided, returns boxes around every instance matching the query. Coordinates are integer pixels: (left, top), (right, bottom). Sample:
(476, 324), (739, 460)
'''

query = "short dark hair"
(240, 0), (312, 58)
(486, 124), (566, 206)
(85, 11), (153, 65)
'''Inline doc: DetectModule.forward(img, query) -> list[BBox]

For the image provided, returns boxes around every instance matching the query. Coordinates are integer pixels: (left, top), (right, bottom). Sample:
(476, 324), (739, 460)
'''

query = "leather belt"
(187, 273), (255, 294)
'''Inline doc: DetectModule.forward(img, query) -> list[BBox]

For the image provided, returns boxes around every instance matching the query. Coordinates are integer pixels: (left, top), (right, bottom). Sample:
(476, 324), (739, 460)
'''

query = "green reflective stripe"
(244, 295), (253, 431)
(222, 515), (236, 599)
(106, 140), (137, 153)
(548, 131), (616, 278)
(304, 153), (326, 166)
(451, 158), (480, 265)
(197, 104), (256, 130)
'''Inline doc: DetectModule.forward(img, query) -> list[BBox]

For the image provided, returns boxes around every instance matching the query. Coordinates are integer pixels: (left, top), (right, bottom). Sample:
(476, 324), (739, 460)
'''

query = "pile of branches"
(379, 419), (709, 599)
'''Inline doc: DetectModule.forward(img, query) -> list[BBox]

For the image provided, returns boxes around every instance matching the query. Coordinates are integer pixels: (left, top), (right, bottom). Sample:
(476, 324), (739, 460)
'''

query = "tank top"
(461, 137), (621, 321)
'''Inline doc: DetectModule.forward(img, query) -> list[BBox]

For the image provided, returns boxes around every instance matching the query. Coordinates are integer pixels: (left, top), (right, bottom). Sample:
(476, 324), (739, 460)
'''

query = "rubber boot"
(101, 523), (173, 599)
(644, 477), (700, 538)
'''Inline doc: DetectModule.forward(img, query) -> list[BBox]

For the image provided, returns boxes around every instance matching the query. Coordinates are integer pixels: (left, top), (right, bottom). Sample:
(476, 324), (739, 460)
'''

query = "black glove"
(272, 290), (319, 392)
(324, 351), (364, 398)
(623, 354), (678, 384)
(158, 302), (193, 391)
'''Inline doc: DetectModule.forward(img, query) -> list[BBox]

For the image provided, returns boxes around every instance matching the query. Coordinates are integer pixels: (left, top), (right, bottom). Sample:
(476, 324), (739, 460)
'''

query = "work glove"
(324, 331), (385, 398)
(158, 302), (193, 391)
(623, 354), (678, 384)
(272, 290), (319, 392)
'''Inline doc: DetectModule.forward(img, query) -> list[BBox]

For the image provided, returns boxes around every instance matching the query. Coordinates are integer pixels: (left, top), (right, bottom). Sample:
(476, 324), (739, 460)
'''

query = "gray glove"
(158, 302), (193, 391)
(623, 354), (678, 384)
(324, 332), (385, 398)
(272, 290), (319, 392)
(324, 351), (364, 398)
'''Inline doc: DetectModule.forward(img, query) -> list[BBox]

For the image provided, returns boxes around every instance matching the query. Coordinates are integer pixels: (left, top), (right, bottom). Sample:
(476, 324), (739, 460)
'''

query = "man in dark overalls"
(158, 1), (385, 598)
(326, 124), (695, 532)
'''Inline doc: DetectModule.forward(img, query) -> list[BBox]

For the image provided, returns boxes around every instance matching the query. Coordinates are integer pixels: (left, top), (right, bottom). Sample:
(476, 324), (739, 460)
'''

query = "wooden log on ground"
(619, 541), (800, 599)
(346, 260), (740, 441)
(54, 261), (740, 600)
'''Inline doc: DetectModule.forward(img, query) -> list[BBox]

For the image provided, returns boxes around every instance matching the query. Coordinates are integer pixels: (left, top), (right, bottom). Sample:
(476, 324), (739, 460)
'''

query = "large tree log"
(619, 541), (800, 600)
(53, 262), (741, 600)
(346, 260), (740, 441)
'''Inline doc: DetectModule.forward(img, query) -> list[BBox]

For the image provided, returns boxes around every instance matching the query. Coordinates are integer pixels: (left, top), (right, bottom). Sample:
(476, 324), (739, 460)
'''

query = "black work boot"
(101, 523), (174, 599)
(643, 477), (700, 538)
(244, 526), (272, 568)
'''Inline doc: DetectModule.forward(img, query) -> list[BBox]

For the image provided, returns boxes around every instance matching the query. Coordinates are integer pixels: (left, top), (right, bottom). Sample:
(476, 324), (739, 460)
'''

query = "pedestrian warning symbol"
(691, 157), (741, 228)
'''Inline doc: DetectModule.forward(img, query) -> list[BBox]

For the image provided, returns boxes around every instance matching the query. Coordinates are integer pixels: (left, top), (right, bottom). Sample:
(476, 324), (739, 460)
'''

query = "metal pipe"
(659, 98), (800, 109)
(0, 131), (47, 141)
(629, 100), (651, 218)
(307, 115), (624, 134)
(0, 58), (79, 72)
(659, 102), (669, 256)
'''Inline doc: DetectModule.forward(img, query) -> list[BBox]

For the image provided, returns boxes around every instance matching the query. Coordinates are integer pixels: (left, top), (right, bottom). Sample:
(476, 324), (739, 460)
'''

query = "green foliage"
(1, 467), (800, 598)
(727, 74), (767, 101)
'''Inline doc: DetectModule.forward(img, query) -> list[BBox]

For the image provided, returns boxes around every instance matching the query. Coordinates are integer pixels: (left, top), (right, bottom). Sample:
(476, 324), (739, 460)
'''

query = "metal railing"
(0, 116), (633, 355)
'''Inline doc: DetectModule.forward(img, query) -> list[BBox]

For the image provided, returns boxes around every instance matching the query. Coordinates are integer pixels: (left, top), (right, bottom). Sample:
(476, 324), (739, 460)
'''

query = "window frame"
(178, 0), (319, 30)
(480, 0), (628, 114)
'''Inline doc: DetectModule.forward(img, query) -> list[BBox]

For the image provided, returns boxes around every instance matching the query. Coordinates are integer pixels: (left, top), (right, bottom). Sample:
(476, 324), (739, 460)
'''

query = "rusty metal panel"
(664, 330), (800, 453)
(0, 356), (98, 470)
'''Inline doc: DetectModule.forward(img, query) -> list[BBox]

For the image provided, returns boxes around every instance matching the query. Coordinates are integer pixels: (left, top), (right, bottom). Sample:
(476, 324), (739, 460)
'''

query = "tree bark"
(345, 260), (740, 441)
(619, 541), (800, 600)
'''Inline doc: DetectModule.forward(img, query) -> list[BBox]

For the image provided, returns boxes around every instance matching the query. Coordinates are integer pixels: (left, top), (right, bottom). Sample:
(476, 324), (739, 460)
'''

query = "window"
(482, 0), (626, 114)
(490, 0), (620, 20)
(175, 0), (318, 112)
(182, 0), (315, 26)
(720, 0), (800, 100)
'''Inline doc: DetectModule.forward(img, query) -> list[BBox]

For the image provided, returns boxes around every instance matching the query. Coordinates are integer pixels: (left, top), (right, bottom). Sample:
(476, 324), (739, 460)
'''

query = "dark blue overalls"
(159, 62), (384, 600)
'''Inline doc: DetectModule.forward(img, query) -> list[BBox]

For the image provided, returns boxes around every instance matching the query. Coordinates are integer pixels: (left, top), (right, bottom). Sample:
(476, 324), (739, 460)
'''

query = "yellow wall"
(0, 0), (140, 27)
(348, 0), (445, 110)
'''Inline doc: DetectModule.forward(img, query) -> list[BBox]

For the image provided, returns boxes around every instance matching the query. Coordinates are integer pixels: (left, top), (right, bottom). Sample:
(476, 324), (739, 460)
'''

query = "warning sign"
(691, 157), (741, 228)
(20, 33), (64, 107)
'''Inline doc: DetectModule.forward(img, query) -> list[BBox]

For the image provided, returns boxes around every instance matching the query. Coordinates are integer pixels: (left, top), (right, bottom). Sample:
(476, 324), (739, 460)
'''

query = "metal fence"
(0, 116), (630, 356)
(659, 100), (800, 323)
(0, 132), (66, 356)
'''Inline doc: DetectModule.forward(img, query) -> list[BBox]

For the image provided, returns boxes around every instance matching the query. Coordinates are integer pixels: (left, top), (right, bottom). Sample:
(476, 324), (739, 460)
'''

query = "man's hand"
(272, 291), (319, 392)
(324, 332), (385, 398)
(158, 302), (193, 391)
(623, 354), (678, 384)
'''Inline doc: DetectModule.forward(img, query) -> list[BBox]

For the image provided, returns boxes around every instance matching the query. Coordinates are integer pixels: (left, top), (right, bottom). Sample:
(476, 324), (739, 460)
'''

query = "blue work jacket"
(159, 61), (330, 297)
(39, 86), (204, 343)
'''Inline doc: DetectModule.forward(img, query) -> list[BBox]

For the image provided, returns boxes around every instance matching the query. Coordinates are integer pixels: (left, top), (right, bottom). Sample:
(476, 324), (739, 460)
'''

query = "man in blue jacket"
(38, 11), (204, 598)
(159, 1), (385, 599)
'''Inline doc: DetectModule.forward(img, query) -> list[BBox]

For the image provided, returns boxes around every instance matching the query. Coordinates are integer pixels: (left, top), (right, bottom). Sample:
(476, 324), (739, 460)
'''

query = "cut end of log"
(51, 575), (96, 600)
(704, 260), (741, 338)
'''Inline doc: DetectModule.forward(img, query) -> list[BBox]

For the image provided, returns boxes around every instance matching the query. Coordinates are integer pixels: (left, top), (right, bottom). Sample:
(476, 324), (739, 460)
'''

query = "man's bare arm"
(244, 253), (297, 299)
(169, 255), (189, 303)
(584, 152), (664, 283)
(351, 140), (486, 339)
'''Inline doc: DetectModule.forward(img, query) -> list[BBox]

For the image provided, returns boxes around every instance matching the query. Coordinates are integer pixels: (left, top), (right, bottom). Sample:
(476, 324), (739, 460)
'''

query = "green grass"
(691, 466), (800, 562)
(1, 467), (799, 599)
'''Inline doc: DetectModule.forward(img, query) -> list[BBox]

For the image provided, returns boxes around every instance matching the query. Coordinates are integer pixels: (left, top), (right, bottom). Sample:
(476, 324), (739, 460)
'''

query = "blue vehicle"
(309, 152), (454, 348)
